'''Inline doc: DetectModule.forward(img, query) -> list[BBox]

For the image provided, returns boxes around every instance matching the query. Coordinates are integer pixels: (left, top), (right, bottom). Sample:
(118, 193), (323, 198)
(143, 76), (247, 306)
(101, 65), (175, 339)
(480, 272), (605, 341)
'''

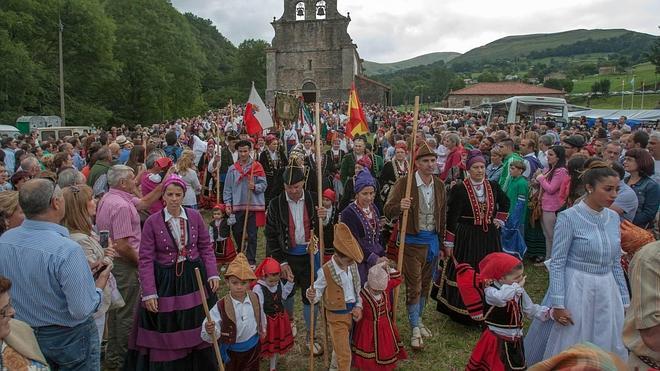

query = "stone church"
(266, 0), (390, 105)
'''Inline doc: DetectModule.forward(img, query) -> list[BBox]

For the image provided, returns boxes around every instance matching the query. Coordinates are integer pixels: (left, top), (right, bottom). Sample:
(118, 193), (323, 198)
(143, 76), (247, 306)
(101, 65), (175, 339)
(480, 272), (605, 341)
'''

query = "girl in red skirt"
(459, 253), (553, 371)
(252, 257), (295, 371)
(209, 204), (237, 271)
(352, 262), (408, 371)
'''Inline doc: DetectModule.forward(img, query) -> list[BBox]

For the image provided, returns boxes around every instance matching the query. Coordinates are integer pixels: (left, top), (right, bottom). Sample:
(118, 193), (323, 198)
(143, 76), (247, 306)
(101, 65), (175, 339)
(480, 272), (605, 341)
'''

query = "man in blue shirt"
(1, 137), (16, 177)
(0, 179), (111, 370)
(116, 135), (132, 165)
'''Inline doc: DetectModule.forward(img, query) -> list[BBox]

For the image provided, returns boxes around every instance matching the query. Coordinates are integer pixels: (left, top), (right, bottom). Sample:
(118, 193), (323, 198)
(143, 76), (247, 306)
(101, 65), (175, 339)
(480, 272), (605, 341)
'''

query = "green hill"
(363, 52), (461, 76)
(449, 29), (657, 70)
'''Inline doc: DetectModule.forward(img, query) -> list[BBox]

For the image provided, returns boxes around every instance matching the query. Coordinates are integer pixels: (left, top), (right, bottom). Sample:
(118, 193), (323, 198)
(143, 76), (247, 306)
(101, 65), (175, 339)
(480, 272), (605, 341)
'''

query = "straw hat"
(224, 253), (256, 281)
(333, 223), (363, 263)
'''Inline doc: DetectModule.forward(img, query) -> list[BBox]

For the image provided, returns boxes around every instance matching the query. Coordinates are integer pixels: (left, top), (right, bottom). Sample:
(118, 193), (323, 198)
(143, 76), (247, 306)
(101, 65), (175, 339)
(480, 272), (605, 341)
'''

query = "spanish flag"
(345, 82), (368, 139)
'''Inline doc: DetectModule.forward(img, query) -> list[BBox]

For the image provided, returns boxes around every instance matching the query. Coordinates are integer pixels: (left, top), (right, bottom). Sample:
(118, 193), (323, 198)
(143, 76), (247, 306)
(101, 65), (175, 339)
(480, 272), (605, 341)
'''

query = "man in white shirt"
(265, 164), (328, 356)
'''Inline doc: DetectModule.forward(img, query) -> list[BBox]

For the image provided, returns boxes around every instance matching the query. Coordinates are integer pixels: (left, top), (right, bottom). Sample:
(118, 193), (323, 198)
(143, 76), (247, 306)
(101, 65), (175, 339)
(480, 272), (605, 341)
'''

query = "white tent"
(568, 109), (660, 126)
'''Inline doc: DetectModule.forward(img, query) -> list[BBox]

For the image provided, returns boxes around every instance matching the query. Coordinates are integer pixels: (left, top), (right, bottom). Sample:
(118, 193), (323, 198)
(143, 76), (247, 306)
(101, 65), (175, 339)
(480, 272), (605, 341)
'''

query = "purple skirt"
(125, 259), (218, 370)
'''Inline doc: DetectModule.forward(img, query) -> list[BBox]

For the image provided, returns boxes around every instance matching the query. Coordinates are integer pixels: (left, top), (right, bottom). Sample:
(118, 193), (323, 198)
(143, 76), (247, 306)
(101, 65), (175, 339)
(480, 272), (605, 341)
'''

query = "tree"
(591, 79), (611, 95)
(544, 78), (573, 93)
(649, 27), (660, 73)
(233, 39), (269, 100)
(477, 71), (499, 82)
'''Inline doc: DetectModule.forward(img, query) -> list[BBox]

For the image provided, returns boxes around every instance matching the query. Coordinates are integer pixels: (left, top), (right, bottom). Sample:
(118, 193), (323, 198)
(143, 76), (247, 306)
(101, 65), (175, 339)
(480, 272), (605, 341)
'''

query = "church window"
(296, 2), (305, 20)
(315, 1), (326, 19)
(308, 59), (313, 70)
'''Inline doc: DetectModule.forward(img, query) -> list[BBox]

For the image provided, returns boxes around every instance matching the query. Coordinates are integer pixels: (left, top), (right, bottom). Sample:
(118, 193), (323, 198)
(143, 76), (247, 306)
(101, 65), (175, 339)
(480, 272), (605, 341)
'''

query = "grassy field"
(207, 216), (550, 371)
(572, 62), (658, 94)
(450, 29), (637, 66)
(568, 93), (660, 109)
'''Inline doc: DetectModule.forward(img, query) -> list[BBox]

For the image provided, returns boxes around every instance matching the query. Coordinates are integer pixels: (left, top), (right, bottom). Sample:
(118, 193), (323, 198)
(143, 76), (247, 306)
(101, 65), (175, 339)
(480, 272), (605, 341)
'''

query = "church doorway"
(301, 81), (317, 103)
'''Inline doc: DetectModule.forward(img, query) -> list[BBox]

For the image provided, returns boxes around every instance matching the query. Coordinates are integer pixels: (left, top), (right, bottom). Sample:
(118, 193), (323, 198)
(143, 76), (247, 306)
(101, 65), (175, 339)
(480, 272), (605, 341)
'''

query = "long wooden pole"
(215, 144), (221, 205)
(393, 96), (420, 322)
(314, 103), (329, 367)
(308, 240), (316, 371)
(194, 268), (224, 371)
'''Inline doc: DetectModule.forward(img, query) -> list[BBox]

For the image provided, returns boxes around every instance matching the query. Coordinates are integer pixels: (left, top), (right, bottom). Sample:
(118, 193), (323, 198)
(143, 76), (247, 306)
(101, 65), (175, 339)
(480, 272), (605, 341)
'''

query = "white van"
(0, 125), (21, 139)
(36, 126), (94, 142)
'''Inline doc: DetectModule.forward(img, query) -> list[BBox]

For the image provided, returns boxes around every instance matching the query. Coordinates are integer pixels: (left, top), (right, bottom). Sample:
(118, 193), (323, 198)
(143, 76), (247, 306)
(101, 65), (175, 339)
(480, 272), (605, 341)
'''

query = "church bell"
(297, 8), (304, 17)
(316, 7), (325, 16)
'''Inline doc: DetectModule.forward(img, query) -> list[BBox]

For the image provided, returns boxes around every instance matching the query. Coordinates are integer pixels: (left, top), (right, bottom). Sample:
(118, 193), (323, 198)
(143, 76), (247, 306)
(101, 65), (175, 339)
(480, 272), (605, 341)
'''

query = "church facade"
(266, 0), (390, 105)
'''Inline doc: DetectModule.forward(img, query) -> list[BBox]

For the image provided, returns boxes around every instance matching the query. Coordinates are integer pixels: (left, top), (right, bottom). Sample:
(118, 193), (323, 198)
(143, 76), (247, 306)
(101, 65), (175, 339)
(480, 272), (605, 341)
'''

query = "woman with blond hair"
(175, 149), (202, 209)
(61, 185), (123, 340)
(0, 191), (24, 233)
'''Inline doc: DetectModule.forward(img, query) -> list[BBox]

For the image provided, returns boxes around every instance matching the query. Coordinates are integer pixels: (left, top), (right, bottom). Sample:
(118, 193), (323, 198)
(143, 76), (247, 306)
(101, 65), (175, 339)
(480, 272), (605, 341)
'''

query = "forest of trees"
(371, 61), (465, 106)
(0, 0), (268, 126)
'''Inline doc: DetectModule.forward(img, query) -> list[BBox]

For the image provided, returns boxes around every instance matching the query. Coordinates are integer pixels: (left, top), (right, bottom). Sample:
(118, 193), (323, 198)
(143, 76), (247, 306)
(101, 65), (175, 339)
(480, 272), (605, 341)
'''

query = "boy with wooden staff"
(201, 253), (266, 371)
(384, 133), (448, 350)
(306, 222), (364, 371)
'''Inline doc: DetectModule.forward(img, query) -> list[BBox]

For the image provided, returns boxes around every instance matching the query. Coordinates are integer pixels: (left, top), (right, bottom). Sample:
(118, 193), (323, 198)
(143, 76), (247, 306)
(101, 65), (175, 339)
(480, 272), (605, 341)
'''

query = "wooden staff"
(307, 236), (319, 371)
(216, 144), (221, 205)
(229, 99), (233, 123)
(314, 103), (330, 367)
(240, 163), (256, 253)
(393, 96), (420, 322)
(194, 268), (224, 371)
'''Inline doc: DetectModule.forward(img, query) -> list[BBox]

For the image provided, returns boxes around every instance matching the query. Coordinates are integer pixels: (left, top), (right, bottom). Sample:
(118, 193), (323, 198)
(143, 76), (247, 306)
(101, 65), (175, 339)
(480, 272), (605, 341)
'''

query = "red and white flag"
(244, 83), (273, 136)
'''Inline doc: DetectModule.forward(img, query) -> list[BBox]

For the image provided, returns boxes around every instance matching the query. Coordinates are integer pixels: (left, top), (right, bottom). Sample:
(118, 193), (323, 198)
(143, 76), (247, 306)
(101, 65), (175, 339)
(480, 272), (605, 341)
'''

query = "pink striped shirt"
(96, 188), (141, 257)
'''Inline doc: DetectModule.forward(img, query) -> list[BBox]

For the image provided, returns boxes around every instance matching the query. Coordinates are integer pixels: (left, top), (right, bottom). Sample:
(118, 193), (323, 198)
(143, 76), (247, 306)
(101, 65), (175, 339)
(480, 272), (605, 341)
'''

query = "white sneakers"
(419, 322), (432, 338)
(411, 327), (424, 350)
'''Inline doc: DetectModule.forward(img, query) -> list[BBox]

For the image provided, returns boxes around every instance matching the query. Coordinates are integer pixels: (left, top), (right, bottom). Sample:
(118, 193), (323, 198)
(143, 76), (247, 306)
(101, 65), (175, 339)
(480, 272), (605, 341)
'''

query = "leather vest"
(218, 292), (261, 344)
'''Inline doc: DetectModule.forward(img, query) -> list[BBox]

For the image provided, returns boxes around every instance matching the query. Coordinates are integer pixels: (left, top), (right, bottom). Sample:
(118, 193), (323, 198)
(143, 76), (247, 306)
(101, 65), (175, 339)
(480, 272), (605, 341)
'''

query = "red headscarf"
(478, 252), (522, 281)
(254, 257), (281, 278)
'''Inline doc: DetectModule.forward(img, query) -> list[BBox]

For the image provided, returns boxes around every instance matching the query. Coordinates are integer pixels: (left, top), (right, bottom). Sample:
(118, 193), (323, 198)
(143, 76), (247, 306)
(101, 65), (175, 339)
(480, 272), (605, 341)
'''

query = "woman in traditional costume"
(379, 140), (409, 206)
(432, 149), (509, 326)
(340, 169), (387, 284)
(126, 175), (220, 370)
(259, 134), (287, 208)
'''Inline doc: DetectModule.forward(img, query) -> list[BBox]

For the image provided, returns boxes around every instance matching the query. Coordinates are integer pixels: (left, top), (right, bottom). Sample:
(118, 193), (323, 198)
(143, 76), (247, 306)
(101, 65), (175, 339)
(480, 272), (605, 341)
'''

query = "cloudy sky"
(171, 0), (659, 63)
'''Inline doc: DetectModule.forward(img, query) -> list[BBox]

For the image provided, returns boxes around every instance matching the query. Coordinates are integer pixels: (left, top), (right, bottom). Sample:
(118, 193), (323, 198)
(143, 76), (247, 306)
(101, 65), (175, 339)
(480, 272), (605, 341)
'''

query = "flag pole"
(640, 80), (645, 109)
(621, 80), (624, 109)
(314, 102), (330, 367)
(392, 96), (420, 323)
(630, 75), (635, 110)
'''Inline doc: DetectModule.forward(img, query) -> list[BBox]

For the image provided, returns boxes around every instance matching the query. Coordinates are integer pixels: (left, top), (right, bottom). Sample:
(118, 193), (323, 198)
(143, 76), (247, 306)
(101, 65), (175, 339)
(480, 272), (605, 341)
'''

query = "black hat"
(225, 130), (239, 141)
(282, 165), (306, 185)
(563, 135), (585, 148)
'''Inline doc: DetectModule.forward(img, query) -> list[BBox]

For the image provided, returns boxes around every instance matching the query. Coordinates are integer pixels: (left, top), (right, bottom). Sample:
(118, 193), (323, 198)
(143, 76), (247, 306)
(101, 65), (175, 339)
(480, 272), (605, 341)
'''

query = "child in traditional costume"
(252, 257), (295, 371)
(321, 188), (338, 263)
(208, 203), (237, 271)
(460, 252), (552, 371)
(306, 222), (364, 371)
(202, 253), (266, 371)
(351, 262), (407, 371)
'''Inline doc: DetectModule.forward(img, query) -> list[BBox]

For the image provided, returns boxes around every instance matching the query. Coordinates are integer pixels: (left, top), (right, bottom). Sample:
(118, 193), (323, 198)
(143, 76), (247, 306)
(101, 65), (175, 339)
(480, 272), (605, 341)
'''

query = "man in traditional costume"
(223, 140), (267, 267)
(383, 142), (447, 350)
(265, 162), (328, 356)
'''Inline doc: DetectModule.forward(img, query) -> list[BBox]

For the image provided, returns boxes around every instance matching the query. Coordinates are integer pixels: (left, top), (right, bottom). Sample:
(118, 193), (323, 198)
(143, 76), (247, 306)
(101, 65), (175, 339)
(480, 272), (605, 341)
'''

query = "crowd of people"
(0, 103), (658, 371)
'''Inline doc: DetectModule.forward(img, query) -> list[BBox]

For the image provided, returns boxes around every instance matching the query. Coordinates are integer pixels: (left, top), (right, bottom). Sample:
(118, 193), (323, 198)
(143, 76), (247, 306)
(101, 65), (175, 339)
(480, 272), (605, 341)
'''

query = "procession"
(1, 0), (660, 370)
